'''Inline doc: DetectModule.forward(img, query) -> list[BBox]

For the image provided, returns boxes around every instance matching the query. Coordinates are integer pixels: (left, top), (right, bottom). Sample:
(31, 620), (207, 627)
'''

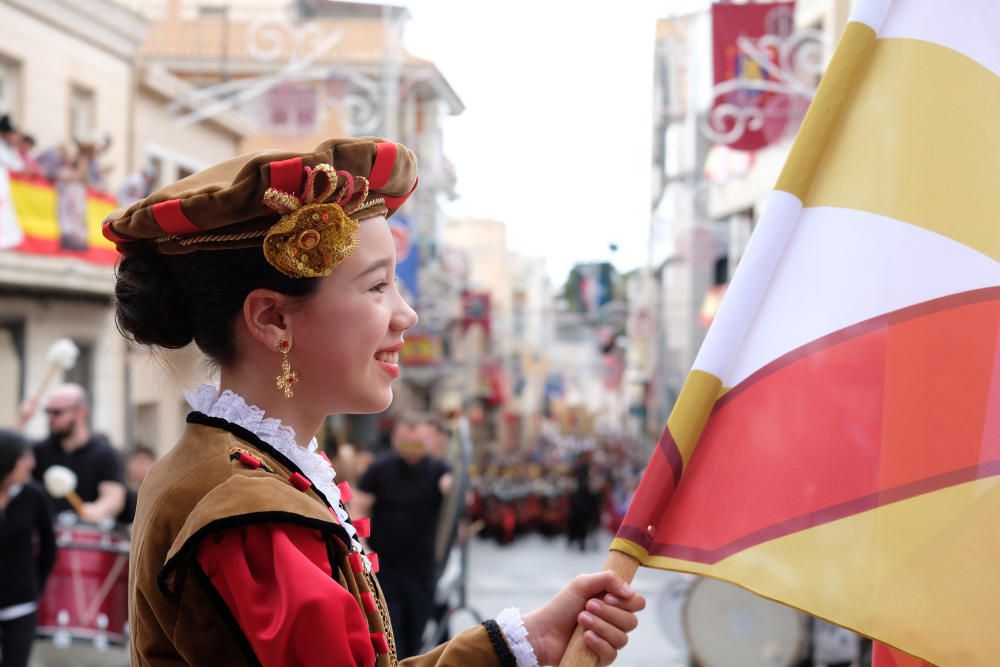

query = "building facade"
(0, 0), (249, 451)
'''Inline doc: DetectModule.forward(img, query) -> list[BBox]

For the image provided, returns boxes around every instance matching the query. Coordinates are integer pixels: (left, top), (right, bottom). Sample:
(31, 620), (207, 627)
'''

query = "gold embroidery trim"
(227, 447), (275, 473)
(364, 568), (398, 666)
(152, 198), (386, 251)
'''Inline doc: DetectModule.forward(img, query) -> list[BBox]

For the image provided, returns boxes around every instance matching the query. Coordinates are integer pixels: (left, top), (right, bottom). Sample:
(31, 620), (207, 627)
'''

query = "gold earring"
(275, 336), (299, 398)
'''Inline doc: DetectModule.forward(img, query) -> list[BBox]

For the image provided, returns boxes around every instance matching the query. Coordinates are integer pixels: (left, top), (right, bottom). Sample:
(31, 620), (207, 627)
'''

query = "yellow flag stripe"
(666, 370), (722, 467)
(805, 37), (1000, 261)
(614, 475), (1000, 666)
(775, 21), (876, 199)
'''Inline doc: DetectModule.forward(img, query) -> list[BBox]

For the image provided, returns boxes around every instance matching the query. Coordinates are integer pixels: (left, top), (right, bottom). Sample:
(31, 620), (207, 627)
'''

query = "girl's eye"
(370, 281), (389, 294)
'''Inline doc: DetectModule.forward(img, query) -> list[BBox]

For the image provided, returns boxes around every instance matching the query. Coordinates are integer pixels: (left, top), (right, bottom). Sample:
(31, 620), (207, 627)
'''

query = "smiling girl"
(105, 137), (643, 667)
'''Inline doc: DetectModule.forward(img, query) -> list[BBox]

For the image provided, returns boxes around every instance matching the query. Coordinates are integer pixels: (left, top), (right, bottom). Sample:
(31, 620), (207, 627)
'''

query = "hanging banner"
(399, 333), (443, 367)
(461, 290), (491, 335)
(566, 262), (614, 318)
(710, 1), (798, 152)
(390, 216), (419, 305)
(5, 174), (117, 264)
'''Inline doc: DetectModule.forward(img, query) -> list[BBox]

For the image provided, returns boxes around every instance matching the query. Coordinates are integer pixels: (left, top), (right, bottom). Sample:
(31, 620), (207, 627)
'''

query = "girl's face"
(289, 216), (418, 414)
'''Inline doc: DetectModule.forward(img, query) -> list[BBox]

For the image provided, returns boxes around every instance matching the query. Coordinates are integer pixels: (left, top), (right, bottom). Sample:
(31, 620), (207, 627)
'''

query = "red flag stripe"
(873, 642), (936, 667)
(616, 431), (682, 549)
(619, 289), (1000, 562)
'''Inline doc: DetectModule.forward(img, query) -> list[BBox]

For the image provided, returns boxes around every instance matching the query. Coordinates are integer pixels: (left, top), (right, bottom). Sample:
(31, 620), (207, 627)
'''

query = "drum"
(683, 577), (806, 667)
(36, 522), (130, 648)
(655, 572), (696, 654)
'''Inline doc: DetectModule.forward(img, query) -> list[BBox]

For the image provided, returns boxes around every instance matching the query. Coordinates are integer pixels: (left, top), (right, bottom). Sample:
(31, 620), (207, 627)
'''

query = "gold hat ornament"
(261, 163), (371, 278)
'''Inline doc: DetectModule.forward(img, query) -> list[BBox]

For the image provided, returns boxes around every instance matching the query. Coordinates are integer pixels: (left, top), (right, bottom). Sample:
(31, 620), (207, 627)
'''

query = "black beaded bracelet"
(481, 619), (518, 667)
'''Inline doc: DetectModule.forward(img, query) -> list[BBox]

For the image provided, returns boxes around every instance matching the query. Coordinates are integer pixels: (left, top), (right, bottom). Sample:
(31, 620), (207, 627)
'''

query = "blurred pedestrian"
(33, 144), (63, 183)
(13, 134), (41, 179)
(82, 130), (113, 192)
(117, 160), (158, 207)
(117, 445), (157, 525)
(567, 451), (601, 552)
(107, 138), (644, 666)
(425, 416), (451, 458)
(354, 412), (453, 659)
(54, 143), (89, 250)
(31, 384), (125, 523)
(0, 429), (56, 667)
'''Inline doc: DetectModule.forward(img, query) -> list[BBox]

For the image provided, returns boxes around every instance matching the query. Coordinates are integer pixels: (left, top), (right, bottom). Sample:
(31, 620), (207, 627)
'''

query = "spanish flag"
(6, 174), (118, 263)
(614, 1), (999, 664)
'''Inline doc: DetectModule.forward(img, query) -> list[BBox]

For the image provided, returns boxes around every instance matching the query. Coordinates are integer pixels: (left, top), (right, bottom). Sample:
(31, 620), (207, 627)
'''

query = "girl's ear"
(242, 288), (291, 350)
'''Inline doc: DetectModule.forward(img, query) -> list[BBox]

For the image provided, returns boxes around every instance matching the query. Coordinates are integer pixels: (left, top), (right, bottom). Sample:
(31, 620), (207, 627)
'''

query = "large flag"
(614, 0), (1000, 665)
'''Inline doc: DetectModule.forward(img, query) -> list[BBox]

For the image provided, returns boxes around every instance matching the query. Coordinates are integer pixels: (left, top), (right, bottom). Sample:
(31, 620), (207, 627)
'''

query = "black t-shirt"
(0, 482), (56, 607)
(32, 434), (124, 515)
(118, 486), (139, 525)
(358, 452), (450, 579)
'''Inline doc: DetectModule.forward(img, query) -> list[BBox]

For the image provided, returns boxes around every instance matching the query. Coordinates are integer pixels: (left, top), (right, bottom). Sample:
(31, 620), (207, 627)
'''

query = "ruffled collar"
(183, 384), (360, 549)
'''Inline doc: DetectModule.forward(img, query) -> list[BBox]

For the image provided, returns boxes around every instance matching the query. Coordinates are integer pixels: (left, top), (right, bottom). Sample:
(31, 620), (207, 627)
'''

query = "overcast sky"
(398, 1), (707, 284)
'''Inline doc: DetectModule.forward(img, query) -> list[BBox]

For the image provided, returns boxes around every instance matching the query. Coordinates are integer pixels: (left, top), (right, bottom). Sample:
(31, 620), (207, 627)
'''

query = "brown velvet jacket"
(129, 413), (508, 667)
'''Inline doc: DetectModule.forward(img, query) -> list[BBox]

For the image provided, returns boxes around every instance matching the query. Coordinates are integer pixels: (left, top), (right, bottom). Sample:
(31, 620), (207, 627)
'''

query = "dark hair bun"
(115, 251), (195, 350)
(112, 246), (318, 367)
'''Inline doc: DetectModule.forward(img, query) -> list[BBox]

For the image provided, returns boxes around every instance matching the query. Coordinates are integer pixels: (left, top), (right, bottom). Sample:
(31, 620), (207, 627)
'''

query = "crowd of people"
(0, 383), (155, 667)
(0, 113), (158, 252)
(467, 434), (649, 550)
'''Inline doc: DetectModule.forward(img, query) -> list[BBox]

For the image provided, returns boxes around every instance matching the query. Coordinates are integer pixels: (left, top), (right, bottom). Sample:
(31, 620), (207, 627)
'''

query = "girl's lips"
(377, 360), (400, 379)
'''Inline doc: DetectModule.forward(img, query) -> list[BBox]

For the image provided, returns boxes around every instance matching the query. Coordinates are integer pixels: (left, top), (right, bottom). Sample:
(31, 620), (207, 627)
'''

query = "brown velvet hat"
(102, 136), (417, 278)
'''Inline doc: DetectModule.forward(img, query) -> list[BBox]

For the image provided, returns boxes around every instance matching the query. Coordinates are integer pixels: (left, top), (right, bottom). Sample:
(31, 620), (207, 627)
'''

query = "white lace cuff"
(496, 607), (538, 667)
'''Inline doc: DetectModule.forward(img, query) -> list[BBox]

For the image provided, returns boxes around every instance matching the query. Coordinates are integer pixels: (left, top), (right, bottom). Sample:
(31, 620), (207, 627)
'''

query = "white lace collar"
(184, 384), (363, 552)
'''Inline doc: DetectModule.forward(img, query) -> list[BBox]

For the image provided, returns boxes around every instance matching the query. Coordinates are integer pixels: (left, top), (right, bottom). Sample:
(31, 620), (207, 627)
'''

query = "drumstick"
(558, 550), (639, 667)
(16, 338), (79, 429)
(64, 490), (86, 515)
(43, 465), (85, 517)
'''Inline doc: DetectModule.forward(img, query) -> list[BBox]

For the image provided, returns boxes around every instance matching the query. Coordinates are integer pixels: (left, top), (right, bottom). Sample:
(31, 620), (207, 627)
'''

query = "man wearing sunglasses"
(354, 412), (454, 660)
(31, 384), (125, 524)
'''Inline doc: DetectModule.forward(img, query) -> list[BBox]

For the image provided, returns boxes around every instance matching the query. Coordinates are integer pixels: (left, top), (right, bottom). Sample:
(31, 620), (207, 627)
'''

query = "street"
(459, 533), (690, 667)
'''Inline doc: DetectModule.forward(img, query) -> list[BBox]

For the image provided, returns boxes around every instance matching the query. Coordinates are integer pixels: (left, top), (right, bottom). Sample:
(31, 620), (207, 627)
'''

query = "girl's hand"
(521, 571), (645, 666)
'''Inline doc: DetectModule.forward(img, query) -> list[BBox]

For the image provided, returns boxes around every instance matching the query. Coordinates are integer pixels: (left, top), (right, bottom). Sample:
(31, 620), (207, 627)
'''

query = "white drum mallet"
(43, 465), (86, 516)
(17, 338), (80, 430)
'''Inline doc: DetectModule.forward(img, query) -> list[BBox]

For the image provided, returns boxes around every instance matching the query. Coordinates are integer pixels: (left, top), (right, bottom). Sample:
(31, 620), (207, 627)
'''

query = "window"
(69, 85), (96, 142)
(0, 55), (21, 118)
(263, 84), (318, 134)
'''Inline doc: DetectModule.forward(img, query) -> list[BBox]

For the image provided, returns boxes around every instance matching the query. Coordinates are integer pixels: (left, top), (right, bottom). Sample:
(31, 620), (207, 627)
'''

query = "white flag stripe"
(692, 190), (802, 379)
(848, 0), (892, 33)
(725, 205), (1000, 388)
(880, 0), (1000, 79)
